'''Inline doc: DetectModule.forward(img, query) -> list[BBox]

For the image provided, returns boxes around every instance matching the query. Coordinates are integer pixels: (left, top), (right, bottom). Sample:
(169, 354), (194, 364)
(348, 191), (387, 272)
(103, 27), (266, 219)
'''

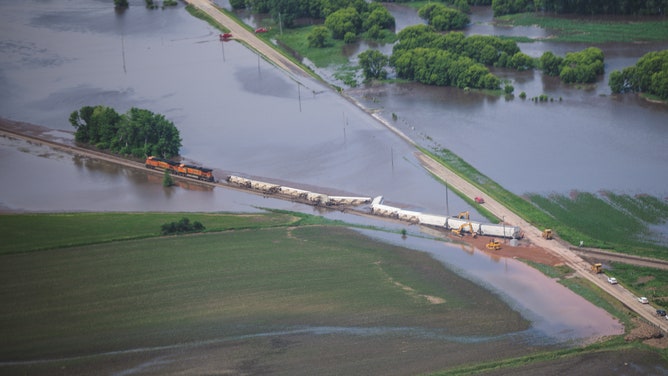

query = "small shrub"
(161, 217), (206, 235)
(163, 170), (174, 187)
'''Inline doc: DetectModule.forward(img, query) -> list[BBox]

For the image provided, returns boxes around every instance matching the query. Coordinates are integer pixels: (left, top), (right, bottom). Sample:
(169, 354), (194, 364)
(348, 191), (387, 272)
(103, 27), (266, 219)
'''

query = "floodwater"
(339, 6), (668, 197)
(360, 228), (623, 344)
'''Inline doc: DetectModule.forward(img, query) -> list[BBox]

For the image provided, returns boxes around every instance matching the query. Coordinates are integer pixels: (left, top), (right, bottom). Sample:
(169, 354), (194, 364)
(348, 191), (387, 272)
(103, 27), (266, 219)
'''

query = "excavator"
(542, 229), (553, 240)
(452, 222), (476, 238)
(457, 211), (470, 220)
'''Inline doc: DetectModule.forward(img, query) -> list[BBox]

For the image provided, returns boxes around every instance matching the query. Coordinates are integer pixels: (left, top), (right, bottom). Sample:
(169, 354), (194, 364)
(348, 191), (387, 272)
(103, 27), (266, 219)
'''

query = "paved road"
(185, 0), (668, 333)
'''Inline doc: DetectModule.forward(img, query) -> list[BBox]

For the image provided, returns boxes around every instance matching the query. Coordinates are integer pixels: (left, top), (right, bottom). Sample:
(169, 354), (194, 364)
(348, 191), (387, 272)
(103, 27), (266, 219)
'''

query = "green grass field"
(0, 212), (528, 364)
(0, 212), (300, 254)
(498, 13), (668, 43)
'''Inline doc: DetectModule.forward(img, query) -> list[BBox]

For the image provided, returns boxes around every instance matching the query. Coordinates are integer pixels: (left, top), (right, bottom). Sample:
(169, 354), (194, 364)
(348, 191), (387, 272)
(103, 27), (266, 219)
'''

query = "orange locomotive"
(145, 156), (214, 182)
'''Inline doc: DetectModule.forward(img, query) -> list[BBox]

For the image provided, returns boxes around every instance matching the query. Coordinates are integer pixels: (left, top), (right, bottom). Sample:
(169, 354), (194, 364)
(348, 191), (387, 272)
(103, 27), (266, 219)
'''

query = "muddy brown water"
(0, 1), (661, 370)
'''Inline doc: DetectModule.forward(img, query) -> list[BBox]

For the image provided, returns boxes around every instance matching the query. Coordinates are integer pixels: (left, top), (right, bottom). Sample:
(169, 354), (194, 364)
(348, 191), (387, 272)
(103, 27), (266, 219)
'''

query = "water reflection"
(357, 228), (624, 344)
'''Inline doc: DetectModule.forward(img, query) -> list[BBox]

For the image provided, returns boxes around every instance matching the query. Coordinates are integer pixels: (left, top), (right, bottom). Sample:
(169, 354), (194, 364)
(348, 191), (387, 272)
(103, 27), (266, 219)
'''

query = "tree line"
(539, 47), (604, 84)
(69, 105), (182, 159)
(385, 25), (533, 89)
(233, 0), (395, 45)
(357, 24), (605, 88)
(609, 50), (668, 100)
(493, 0), (668, 16)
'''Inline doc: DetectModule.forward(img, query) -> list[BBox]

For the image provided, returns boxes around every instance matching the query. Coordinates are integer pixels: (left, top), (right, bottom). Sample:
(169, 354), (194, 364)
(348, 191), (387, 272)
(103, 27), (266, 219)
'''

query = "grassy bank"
(498, 13), (668, 43)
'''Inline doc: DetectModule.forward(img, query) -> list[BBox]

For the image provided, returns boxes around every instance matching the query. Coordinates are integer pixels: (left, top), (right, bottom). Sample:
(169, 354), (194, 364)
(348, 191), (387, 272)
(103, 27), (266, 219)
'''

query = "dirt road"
(182, 0), (668, 333)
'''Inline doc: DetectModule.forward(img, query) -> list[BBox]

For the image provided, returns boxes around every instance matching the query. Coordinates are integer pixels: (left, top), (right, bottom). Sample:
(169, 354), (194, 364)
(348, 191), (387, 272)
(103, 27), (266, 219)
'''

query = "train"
(371, 196), (521, 239)
(144, 156), (214, 182)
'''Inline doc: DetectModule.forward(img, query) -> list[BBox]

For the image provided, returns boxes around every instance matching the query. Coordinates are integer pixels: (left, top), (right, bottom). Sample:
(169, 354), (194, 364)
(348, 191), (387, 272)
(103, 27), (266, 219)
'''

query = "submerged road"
(175, 0), (668, 333)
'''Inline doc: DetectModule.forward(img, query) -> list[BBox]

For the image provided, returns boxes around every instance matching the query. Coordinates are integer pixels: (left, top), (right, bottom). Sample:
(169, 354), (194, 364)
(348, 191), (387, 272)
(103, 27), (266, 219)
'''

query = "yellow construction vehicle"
(542, 229), (553, 240)
(591, 263), (603, 274)
(452, 222), (476, 238)
(486, 239), (501, 250)
(457, 211), (470, 220)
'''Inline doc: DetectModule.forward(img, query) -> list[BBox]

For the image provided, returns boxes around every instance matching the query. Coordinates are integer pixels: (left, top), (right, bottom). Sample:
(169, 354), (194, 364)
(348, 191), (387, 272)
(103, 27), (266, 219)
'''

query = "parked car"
(639, 297), (649, 304)
(607, 277), (618, 284)
(657, 309), (667, 316)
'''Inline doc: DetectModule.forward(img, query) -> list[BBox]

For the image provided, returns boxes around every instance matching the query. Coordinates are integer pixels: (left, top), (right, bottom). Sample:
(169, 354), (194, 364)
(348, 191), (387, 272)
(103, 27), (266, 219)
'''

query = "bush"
(161, 217), (205, 235)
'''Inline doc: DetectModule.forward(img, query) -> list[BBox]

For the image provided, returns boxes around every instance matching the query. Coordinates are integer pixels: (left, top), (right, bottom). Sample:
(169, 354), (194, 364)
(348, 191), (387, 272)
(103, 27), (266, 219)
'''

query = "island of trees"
(609, 50), (668, 101)
(229, 1), (666, 98)
(69, 105), (182, 159)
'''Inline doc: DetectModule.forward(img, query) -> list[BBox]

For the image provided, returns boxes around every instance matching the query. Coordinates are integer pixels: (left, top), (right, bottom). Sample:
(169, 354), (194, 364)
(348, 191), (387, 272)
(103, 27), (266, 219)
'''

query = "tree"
(114, 0), (129, 8)
(418, 3), (469, 31)
(540, 51), (564, 76)
(609, 50), (668, 100)
(358, 50), (389, 81)
(307, 26), (330, 48)
(559, 47), (604, 84)
(509, 52), (534, 71)
(324, 7), (361, 40)
(229, 0), (246, 9)
(70, 105), (181, 158)
(363, 3), (395, 32)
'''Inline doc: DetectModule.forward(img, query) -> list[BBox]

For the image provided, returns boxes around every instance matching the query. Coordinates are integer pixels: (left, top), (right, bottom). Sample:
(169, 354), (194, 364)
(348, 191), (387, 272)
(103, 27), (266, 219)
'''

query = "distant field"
(0, 213), (530, 373)
(498, 13), (668, 43)
(0, 212), (299, 254)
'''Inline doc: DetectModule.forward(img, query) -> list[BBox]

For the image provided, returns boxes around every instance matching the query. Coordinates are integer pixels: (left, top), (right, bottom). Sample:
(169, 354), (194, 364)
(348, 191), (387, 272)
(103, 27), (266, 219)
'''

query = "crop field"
(498, 13), (668, 43)
(0, 213), (539, 375)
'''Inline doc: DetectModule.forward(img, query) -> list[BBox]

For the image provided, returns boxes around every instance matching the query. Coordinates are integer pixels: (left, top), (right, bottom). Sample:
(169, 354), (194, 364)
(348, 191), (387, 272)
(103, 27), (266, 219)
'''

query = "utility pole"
(445, 181), (450, 217)
(503, 216), (506, 243)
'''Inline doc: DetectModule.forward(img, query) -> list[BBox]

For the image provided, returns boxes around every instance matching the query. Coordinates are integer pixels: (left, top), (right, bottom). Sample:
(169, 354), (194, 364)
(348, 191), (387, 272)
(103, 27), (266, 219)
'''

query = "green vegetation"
(162, 168), (174, 187)
(422, 146), (668, 260)
(418, 3), (470, 31)
(276, 25), (349, 67)
(607, 263), (668, 309)
(390, 27), (509, 90)
(527, 192), (668, 258)
(0, 212), (528, 364)
(493, 0), (668, 16)
(113, 0), (128, 8)
(610, 50), (668, 100)
(358, 49), (389, 81)
(160, 217), (205, 235)
(0, 212), (299, 254)
(540, 47), (604, 84)
(498, 13), (668, 43)
(242, 0), (395, 44)
(69, 105), (182, 159)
